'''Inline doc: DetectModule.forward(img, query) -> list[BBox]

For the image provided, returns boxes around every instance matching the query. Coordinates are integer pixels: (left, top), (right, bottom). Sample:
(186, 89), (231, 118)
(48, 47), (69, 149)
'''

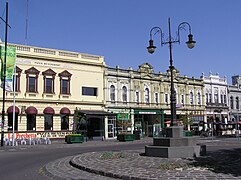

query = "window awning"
(43, 107), (55, 114)
(60, 107), (71, 115)
(76, 110), (115, 116)
(7, 106), (20, 114)
(25, 106), (38, 115)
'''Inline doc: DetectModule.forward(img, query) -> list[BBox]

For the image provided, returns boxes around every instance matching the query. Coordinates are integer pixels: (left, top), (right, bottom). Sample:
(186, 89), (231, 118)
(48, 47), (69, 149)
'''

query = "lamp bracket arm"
(177, 22), (192, 44)
(149, 26), (164, 46)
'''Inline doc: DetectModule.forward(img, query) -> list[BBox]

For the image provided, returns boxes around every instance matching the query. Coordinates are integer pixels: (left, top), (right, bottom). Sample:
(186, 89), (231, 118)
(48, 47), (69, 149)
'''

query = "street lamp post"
(147, 18), (196, 128)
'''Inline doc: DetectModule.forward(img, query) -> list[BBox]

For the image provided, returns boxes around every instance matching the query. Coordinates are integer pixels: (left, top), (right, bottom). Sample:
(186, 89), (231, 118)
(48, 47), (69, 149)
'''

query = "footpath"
(42, 137), (241, 180)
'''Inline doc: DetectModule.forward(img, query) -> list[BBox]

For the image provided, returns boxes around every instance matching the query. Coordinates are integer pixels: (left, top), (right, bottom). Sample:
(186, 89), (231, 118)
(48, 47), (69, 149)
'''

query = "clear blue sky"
(0, 0), (240, 83)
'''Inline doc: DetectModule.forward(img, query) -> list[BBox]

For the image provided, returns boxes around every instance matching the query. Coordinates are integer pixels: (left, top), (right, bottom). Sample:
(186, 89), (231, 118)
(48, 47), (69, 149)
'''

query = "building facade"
(105, 63), (206, 137)
(228, 75), (241, 122)
(201, 73), (229, 134)
(1, 43), (114, 139)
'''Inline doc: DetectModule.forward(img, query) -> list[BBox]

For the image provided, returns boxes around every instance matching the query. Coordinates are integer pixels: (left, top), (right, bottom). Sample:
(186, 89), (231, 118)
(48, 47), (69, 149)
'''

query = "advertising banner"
(0, 45), (16, 92)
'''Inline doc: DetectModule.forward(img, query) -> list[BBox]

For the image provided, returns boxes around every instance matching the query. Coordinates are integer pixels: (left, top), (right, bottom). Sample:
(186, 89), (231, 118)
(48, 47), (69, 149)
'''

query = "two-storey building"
(105, 63), (206, 137)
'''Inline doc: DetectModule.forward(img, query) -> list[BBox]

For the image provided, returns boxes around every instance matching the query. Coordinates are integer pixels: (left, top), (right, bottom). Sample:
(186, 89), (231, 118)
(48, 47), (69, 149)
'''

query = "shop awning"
(76, 110), (115, 116)
(43, 107), (55, 114)
(7, 106), (20, 114)
(25, 106), (38, 115)
(60, 107), (71, 115)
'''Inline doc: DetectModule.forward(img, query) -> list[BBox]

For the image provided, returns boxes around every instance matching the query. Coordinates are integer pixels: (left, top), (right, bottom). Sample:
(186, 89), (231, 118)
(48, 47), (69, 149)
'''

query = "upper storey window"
(110, 85), (115, 102)
(42, 69), (56, 94)
(25, 67), (40, 93)
(59, 70), (72, 95)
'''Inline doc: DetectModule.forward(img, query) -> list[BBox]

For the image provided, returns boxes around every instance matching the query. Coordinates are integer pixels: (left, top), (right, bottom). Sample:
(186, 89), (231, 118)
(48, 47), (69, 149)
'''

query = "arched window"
(110, 85), (115, 102)
(230, 96), (234, 109)
(145, 88), (150, 103)
(25, 106), (38, 131)
(190, 92), (194, 105)
(7, 106), (19, 131)
(43, 107), (55, 130)
(236, 97), (239, 110)
(122, 86), (127, 102)
(60, 107), (70, 130)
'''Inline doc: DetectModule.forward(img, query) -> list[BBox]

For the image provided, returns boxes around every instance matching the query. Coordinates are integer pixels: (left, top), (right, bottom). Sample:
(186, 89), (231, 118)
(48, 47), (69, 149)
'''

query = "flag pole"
(1, 1), (9, 147)
(12, 64), (16, 146)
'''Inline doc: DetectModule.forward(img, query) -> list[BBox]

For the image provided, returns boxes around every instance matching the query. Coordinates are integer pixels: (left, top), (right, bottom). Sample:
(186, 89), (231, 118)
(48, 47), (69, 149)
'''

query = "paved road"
(0, 137), (241, 180)
(0, 138), (152, 180)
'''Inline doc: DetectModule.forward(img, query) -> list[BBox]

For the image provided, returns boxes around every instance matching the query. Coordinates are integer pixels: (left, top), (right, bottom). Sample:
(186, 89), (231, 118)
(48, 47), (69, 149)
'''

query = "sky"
(0, 0), (240, 83)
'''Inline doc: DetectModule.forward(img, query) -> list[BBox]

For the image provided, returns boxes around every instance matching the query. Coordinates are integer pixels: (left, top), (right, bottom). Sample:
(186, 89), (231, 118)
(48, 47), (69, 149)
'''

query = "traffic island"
(145, 126), (206, 158)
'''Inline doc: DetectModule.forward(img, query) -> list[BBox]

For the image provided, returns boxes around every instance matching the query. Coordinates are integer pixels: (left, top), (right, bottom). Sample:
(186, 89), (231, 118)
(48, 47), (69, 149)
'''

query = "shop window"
(43, 107), (55, 130)
(59, 70), (72, 95)
(44, 114), (53, 130)
(7, 106), (19, 131)
(122, 86), (127, 102)
(25, 67), (40, 93)
(43, 69), (56, 94)
(61, 114), (69, 130)
(110, 85), (115, 102)
(27, 114), (36, 131)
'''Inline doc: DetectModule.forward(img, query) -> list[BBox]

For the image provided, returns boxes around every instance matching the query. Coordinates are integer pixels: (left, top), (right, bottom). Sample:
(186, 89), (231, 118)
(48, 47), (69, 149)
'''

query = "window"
(25, 67), (39, 93)
(236, 97), (239, 110)
(190, 92), (194, 105)
(122, 86), (127, 102)
(181, 94), (184, 104)
(82, 87), (97, 96)
(135, 91), (139, 104)
(12, 66), (22, 92)
(155, 92), (158, 104)
(44, 114), (53, 130)
(224, 94), (227, 104)
(197, 92), (201, 105)
(145, 88), (150, 103)
(230, 96), (234, 109)
(214, 93), (218, 103)
(110, 85), (115, 102)
(61, 114), (69, 130)
(165, 93), (168, 104)
(206, 93), (208, 104)
(27, 114), (36, 131)
(45, 78), (53, 93)
(43, 69), (56, 94)
(209, 93), (212, 103)
(59, 70), (72, 95)
(220, 94), (223, 104)
(29, 77), (36, 92)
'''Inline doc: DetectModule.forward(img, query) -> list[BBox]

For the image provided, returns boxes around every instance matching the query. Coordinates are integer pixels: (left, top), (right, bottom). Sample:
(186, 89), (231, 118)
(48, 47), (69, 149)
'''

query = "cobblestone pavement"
(43, 137), (241, 180)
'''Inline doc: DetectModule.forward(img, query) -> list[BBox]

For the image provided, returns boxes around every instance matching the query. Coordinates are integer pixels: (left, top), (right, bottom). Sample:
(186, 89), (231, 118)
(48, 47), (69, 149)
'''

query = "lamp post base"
(145, 126), (206, 158)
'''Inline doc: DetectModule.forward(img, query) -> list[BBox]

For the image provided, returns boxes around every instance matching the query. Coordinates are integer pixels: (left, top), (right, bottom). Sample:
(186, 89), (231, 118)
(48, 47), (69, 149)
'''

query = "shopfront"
(134, 109), (164, 137)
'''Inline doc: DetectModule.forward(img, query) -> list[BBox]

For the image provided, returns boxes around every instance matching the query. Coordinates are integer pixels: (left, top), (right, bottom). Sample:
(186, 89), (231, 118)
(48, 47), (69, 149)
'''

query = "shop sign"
(117, 113), (129, 120)
(5, 131), (73, 139)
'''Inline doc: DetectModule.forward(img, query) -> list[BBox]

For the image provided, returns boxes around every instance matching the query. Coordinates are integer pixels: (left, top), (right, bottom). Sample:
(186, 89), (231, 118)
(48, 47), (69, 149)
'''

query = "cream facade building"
(105, 63), (206, 137)
(1, 43), (112, 139)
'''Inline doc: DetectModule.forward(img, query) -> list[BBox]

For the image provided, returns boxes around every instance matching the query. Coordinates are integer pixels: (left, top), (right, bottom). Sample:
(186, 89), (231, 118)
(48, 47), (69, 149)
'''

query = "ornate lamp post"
(147, 18), (196, 127)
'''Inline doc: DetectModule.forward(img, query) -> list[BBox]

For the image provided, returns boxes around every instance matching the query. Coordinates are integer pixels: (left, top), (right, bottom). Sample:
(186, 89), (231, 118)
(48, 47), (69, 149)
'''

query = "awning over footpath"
(76, 110), (115, 116)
